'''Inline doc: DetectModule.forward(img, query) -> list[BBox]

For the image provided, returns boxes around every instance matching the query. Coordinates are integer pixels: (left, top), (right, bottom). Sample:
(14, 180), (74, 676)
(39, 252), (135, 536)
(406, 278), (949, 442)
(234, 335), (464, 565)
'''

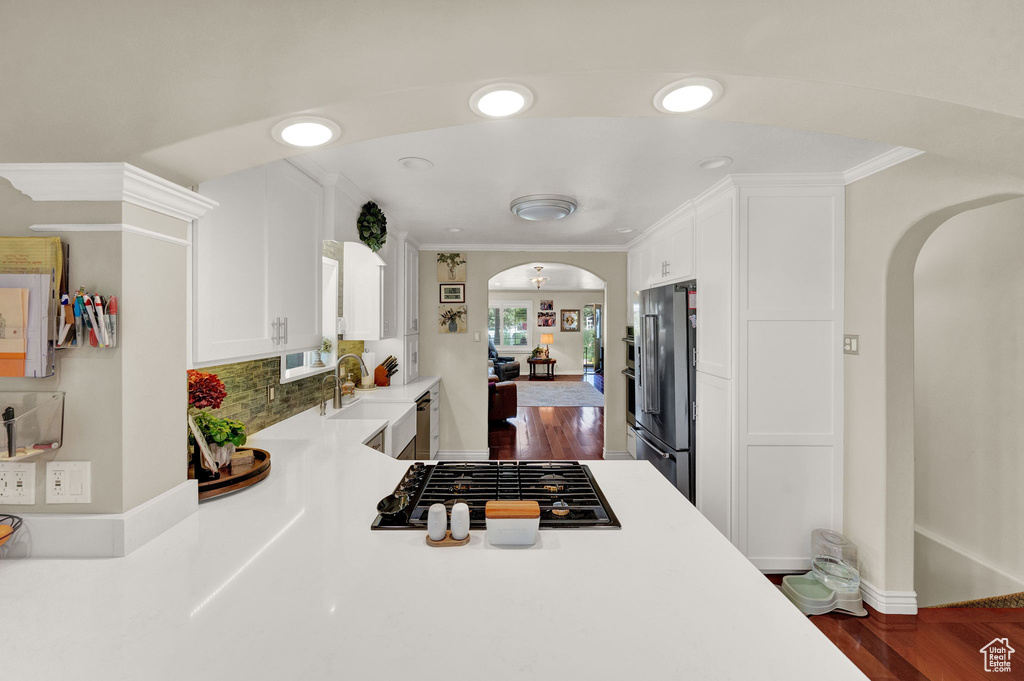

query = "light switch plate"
(46, 461), (91, 504)
(843, 334), (860, 355)
(0, 462), (36, 505)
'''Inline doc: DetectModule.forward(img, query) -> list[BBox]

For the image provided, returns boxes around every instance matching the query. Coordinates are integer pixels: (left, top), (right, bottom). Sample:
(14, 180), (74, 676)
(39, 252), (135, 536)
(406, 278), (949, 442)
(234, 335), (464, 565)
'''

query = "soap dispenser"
(341, 372), (356, 405)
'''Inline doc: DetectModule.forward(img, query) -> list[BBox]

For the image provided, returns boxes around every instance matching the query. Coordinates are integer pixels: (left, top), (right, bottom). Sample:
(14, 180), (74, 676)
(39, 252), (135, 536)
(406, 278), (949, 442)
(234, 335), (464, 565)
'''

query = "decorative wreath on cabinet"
(357, 201), (388, 252)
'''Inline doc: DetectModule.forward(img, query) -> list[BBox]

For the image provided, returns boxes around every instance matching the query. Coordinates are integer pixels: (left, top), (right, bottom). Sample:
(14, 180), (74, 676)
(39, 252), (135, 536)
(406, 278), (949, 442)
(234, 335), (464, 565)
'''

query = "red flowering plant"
(187, 370), (226, 410)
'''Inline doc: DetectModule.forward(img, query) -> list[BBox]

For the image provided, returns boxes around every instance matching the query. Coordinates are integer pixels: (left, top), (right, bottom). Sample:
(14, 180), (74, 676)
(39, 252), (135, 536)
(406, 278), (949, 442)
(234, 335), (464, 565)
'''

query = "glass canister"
(810, 528), (860, 593)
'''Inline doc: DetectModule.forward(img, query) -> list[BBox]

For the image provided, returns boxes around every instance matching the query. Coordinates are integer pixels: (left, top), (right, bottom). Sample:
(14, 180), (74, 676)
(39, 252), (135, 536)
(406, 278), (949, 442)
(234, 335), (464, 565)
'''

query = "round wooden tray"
(189, 448), (271, 501)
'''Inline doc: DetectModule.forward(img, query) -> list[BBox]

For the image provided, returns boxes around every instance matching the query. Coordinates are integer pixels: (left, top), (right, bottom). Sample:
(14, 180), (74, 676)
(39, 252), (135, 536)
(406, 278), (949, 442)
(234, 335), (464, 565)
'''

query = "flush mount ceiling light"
(398, 156), (434, 171)
(615, 228), (635, 234)
(696, 156), (733, 170)
(654, 77), (723, 114)
(447, 228), (463, 233)
(470, 83), (534, 118)
(271, 116), (341, 148)
(510, 194), (577, 221)
(529, 266), (550, 289)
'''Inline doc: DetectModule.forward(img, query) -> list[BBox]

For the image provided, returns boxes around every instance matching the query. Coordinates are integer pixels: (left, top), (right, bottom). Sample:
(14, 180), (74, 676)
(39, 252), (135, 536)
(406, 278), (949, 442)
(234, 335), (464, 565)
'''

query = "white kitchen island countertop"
(0, 404), (865, 681)
(354, 375), (440, 402)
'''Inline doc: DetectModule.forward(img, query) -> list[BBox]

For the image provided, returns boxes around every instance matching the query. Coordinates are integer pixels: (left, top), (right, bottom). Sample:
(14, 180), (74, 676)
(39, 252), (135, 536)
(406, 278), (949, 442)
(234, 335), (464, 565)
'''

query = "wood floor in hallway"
(489, 406), (605, 460)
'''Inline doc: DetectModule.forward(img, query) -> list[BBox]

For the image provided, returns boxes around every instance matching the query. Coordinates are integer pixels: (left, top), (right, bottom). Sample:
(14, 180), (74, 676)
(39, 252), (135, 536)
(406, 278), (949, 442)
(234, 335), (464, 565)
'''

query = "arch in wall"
(881, 193), (1024, 597)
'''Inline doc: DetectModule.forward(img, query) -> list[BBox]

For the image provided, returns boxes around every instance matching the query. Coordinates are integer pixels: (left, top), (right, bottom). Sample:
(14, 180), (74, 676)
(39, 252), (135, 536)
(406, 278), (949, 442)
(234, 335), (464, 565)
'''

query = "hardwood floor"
(489, 406), (604, 460)
(493, 375), (605, 460)
(767, 576), (1024, 679)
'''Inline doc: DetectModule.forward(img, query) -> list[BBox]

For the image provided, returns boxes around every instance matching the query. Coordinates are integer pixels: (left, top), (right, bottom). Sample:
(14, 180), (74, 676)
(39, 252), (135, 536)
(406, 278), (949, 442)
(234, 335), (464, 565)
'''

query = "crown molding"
(843, 146), (924, 185)
(30, 223), (191, 247)
(0, 163), (217, 221)
(416, 243), (629, 253)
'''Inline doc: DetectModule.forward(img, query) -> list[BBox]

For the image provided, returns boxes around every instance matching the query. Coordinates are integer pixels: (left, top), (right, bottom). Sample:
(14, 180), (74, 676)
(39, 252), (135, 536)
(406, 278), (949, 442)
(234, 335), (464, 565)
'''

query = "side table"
(527, 358), (556, 380)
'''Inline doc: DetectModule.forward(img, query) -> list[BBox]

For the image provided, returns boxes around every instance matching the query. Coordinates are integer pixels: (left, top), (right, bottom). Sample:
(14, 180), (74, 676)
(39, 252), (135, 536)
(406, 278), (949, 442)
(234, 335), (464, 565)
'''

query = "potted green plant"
(194, 412), (247, 469)
(313, 337), (332, 367)
(357, 201), (387, 252)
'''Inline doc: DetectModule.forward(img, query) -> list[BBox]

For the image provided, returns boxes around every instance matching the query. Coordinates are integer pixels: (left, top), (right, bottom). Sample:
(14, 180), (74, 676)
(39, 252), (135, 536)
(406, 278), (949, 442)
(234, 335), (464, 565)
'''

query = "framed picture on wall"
(437, 253), (467, 282)
(538, 311), (556, 327)
(439, 283), (465, 303)
(439, 304), (468, 333)
(560, 309), (580, 332)
(540, 300), (553, 311)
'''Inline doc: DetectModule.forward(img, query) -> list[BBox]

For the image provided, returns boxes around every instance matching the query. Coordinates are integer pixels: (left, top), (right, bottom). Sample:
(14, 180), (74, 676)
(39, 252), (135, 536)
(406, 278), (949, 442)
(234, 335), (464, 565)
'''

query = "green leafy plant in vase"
(313, 337), (332, 367)
(194, 412), (247, 470)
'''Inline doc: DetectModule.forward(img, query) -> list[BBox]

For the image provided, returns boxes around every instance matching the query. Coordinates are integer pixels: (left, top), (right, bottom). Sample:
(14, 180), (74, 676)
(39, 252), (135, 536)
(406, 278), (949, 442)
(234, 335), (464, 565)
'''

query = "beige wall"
(420, 251), (627, 455)
(0, 181), (187, 514)
(488, 289), (605, 373)
(912, 198), (1024, 605)
(844, 154), (1024, 593)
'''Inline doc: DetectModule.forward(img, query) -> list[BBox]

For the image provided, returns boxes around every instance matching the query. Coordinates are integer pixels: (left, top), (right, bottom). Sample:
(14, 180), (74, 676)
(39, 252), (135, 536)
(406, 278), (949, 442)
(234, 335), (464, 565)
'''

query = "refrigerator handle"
(634, 427), (670, 459)
(642, 314), (660, 415)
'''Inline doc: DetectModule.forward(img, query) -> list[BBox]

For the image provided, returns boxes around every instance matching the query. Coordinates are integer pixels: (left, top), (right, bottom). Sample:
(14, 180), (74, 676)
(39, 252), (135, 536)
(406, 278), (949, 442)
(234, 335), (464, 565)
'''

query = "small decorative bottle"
(341, 372), (356, 405)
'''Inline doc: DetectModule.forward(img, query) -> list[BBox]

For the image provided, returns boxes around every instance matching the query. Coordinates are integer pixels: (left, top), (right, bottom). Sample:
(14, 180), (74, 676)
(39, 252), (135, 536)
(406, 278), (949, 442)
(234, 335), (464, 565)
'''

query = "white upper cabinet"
(342, 241), (385, 341)
(695, 194), (734, 380)
(404, 242), (420, 335)
(194, 160), (323, 364)
(379, 237), (398, 339)
(268, 161), (324, 351)
(637, 212), (696, 288)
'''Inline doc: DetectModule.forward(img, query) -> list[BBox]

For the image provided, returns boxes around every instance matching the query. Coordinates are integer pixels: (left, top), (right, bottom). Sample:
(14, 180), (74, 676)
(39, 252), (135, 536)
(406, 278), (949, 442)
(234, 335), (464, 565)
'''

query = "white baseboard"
(602, 450), (633, 460)
(860, 579), (918, 615)
(914, 525), (1024, 607)
(433, 450), (489, 461)
(2, 480), (197, 558)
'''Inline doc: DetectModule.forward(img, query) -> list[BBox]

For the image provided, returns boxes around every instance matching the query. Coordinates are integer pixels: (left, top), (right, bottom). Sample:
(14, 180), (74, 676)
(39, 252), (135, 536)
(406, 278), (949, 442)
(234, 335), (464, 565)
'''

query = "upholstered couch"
(488, 361), (518, 421)
(488, 339), (521, 381)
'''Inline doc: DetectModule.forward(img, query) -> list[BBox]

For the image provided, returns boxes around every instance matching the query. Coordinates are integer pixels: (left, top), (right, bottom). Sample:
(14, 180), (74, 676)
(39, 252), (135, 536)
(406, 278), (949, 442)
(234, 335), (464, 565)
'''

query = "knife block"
(374, 365), (391, 387)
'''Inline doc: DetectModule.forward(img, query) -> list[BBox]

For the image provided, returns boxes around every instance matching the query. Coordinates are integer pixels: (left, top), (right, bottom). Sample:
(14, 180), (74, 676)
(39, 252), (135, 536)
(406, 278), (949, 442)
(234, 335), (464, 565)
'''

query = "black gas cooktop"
(371, 461), (621, 530)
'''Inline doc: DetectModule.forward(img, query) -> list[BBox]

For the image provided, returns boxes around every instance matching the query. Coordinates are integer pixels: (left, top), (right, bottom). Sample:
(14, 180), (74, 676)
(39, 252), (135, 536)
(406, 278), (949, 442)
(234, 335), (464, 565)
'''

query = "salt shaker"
(427, 503), (447, 541)
(450, 502), (470, 541)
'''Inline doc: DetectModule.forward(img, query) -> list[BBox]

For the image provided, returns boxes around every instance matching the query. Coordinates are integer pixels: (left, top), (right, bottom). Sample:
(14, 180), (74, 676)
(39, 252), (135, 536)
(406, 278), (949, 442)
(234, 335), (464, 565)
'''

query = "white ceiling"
(489, 263), (606, 291)
(301, 117), (893, 247)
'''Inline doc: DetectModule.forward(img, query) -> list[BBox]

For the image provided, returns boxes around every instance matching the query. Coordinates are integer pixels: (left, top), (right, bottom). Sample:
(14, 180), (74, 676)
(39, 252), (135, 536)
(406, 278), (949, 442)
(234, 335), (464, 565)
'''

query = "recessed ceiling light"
(398, 157), (434, 171)
(510, 195), (577, 221)
(447, 228), (463, 233)
(470, 83), (534, 118)
(493, 282), (502, 286)
(696, 156), (733, 170)
(616, 228), (635, 234)
(654, 78), (723, 114)
(271, 116), (341, 148)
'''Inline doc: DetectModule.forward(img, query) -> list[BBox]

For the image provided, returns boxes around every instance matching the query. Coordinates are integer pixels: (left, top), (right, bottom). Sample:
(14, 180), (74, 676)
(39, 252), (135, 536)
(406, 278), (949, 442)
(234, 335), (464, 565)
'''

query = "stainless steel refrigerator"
(635, 281), (696, 501)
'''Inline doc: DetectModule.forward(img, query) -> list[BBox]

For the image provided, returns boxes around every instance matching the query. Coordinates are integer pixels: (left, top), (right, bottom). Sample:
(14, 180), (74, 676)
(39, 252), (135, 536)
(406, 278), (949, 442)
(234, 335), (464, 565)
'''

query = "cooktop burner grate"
(371, 461), (621, 530)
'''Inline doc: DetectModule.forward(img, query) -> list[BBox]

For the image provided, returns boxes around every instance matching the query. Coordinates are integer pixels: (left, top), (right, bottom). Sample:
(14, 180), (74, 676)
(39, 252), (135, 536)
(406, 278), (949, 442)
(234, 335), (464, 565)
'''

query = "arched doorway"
(487, 262), (608, 460)
(912, 197), (1024, 606)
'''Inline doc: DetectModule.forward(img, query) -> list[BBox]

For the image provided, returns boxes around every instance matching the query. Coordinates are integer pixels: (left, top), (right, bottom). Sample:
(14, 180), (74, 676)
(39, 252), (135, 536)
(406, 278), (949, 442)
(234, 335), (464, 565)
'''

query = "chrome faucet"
(336, 353), (369, 385)
(320, 374), (340, 415)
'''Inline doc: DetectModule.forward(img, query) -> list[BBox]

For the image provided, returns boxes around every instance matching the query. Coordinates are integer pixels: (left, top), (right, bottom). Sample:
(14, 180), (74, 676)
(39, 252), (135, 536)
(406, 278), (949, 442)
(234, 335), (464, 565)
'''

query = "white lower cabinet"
(429, 383), (440, 458)
(194, 160), (323, 363)
(695, 371), (731, 539)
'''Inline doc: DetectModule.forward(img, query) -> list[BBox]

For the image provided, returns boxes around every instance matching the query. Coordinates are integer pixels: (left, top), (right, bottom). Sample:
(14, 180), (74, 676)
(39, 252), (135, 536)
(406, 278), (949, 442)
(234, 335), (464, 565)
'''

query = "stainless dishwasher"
(415, 392), (432, 460)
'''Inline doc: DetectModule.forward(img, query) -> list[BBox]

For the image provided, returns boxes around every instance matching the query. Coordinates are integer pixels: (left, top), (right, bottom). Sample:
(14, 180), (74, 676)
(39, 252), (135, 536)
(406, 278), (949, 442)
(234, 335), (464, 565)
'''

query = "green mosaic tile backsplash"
(195, 340), (365, 436)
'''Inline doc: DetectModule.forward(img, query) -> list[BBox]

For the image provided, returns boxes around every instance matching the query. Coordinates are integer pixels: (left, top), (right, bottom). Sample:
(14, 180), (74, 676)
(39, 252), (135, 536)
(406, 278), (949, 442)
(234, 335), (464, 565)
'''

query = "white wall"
(488, 289), (604, 374)
(0, 183), (188, 514)
(913, 197), (1024, 605)
(844, 153), (1023, 599)
(419, 251), (627, 457)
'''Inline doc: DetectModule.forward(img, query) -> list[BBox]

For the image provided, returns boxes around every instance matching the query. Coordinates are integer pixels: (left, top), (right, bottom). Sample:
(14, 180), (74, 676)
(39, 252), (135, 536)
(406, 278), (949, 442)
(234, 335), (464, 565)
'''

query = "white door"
(405, 242), (420, 335)
(268, 161), (323, 351)
(696, 371), (732, 540)
(379, 238), (397, 339)
(695, 194), (733, 379)
(194, 164), (276, 362)
(405, 334), (419, 382)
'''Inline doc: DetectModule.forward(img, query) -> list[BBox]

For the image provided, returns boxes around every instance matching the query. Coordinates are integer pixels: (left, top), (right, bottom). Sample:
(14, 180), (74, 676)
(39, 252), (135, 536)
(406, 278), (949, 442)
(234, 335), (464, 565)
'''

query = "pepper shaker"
(450, 502), (470, 541)
(427, 503), (447, 541)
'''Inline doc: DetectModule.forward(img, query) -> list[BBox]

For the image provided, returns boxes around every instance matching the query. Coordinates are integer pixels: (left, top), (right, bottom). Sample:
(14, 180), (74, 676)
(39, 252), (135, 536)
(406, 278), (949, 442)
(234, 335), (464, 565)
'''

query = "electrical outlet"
(843, 335), (860, 355)
(46, 461), (91, 504)
(0, 462), (36, 505)
(473, 331), (481, 342)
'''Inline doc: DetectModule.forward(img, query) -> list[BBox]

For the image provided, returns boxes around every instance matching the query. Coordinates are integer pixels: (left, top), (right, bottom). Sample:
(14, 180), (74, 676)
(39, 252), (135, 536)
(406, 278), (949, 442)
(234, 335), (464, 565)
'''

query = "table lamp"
(540, 333), (554, 358)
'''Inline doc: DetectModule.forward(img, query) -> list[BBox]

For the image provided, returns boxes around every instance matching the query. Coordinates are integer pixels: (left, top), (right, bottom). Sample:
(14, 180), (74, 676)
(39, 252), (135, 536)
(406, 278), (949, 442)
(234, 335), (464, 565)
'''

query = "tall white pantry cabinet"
(629, 177), (844, 571)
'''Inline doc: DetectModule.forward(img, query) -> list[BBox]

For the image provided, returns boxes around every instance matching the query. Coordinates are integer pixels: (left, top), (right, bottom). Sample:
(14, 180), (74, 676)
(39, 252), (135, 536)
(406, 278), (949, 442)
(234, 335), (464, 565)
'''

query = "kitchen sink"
(330, 400), (415, 458)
